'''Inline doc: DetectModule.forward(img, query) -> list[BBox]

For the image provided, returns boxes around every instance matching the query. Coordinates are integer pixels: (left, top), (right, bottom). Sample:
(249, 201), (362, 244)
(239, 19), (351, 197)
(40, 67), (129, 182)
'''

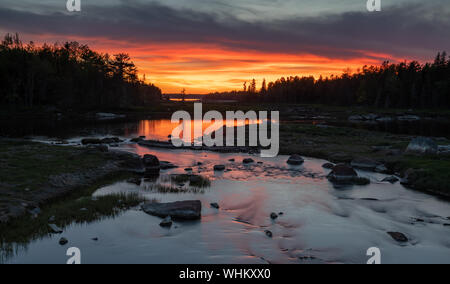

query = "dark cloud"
(0, 1), (448, 60)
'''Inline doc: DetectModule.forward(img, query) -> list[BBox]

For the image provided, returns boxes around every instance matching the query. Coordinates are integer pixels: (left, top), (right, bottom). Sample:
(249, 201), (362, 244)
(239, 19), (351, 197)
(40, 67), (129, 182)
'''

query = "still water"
(3, 120), (450, 264)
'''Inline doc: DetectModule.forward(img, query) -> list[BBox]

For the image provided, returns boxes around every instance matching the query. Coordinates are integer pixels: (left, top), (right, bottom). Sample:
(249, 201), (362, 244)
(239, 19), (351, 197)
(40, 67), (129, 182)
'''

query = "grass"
(147, 183), (205, 194)
(0, 172), (150, 263)
(0, 139), (109, 191)
(168, 174), (211, 188)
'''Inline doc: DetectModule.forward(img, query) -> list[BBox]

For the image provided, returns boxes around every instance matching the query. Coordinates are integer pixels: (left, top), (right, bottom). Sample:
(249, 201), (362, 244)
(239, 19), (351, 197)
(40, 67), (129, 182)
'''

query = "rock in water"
(287, 154), (304, 165)
(214, 165), (226, 171)
(327, 164), (357, 181)
(160, 216), (173, 228)
(265, 230), (273, 238)
(141, 200), (202, 220)
(351, 158), (380, 171)
(143, 154), (160, 175)
(387, 232), (408, 243)
(322, 163), (335, 169)
(243, 158), (254, 164)
(406, 137), (438, 155)
(59, 237), (68, 245)
(382, 176), (399, 184)
(270, 213), (278, 220)
(210, 203), (220, 209)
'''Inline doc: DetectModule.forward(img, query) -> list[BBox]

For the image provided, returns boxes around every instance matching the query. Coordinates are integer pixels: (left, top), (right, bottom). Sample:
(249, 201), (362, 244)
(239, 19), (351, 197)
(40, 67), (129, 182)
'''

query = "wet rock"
(48, 224), (63, 234)
(328, 164), (357, 181)
(265, 230), (273, 238)
(160, 161), (178, 170)
(81, 138), (102, 145)
(243, 158), (254, 164)
(322, 163), (335, 169)
(92, 237), (99, 241)
(270, 212), (278, 220)
(382, 176), (399, 184)
(375, 164), (389, 173)
(214, 165), (226, 171)
(59, 237), (68, 246)
(387, 232), (408, 243)
(287, 154), (304, 165)
(130, 137), (144, 143)
(184, 168), (193, 172)
(210, 203), (220, 209)
(143, 154), (160, 175)
(160, 216), (173, 228)
(278, 212), (284, 216)
(100, 137), (122, 144)
(228, 159), (235, 162)
(141, 200), (202, 220)
(351, 158), (380, 171)
(406, 137), (438, 155)
(328, 164), (370, 185)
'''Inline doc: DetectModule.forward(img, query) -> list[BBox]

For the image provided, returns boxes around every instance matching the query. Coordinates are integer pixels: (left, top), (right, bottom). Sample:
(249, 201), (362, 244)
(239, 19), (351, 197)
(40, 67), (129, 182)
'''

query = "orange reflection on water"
(130, 119), (264, 142)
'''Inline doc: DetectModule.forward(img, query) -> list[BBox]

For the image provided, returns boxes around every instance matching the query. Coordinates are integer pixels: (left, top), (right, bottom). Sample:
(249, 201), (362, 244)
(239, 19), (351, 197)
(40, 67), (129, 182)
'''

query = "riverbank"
(0, 139), (145, 224)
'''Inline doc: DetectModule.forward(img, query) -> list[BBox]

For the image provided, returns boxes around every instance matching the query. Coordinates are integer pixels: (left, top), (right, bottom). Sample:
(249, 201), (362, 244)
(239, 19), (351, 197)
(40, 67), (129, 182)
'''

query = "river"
(3, 119), (450, 264)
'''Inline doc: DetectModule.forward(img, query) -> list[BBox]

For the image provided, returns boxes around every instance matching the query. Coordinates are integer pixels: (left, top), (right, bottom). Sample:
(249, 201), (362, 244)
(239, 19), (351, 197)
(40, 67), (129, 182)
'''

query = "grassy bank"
(278, 123), (450, 197)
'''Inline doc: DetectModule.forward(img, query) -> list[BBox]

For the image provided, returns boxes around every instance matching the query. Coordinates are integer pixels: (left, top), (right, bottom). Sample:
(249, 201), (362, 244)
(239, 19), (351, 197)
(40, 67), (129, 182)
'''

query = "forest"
(207, 52), (450, 109)
(0, 33), (161, 110)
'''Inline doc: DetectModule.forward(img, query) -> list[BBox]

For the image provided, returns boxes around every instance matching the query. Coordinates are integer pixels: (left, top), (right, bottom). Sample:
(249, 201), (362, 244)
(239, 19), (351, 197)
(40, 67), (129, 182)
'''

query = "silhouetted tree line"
(208, 52), (450, 109)
(0, 34), (161, 109)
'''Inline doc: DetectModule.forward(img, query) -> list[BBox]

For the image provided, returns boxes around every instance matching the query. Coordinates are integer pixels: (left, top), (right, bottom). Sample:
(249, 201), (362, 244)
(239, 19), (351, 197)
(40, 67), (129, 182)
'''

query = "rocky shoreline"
(0, 140), (145, 224)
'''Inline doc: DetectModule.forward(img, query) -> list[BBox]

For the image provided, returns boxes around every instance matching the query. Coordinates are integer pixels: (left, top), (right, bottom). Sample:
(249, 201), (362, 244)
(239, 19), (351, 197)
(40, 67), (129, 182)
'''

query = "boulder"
(406, 137), (438, 155)
(141, 200), (202, 220)
(328, 164), (358, 181)
(160, 161), (178, 170)
(160, 216), (173, 228)
(59, 237), (68, 246)
(243, 158), (254, 164)
(143, 154), (160, 175)
(322, 163), (335, 169)
(375, 164), (389, 173)
(351, 158), (380, 171)
(214, 165), (226, 171)
(387, 232), (408, 243)
(287, 154), (304, 165)
(100, 137), (122, 144)
(382, 176), (399, 184)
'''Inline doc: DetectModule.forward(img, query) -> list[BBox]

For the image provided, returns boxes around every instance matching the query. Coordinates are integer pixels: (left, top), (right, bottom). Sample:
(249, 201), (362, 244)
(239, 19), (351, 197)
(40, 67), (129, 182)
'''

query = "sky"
(0, 0), (449, 93)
